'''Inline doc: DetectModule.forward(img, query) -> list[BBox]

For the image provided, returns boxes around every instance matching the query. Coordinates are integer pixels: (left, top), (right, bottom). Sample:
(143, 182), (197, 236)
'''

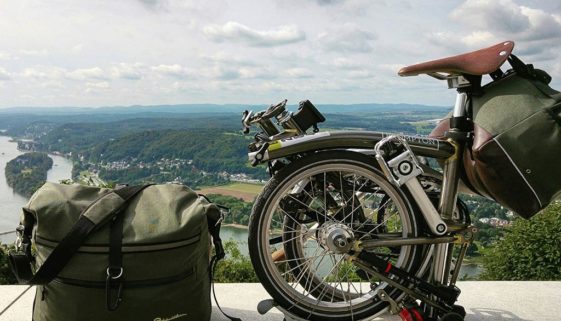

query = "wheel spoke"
(250, 154), (421, 320)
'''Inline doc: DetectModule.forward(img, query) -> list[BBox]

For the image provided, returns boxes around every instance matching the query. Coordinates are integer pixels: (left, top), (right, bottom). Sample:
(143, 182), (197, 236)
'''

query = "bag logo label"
(154, 313), (188, 321)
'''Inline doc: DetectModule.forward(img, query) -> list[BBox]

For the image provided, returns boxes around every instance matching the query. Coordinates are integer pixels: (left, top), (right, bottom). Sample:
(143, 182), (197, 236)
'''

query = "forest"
(4, 152), (53, 197)
(10, 107), (445, 188)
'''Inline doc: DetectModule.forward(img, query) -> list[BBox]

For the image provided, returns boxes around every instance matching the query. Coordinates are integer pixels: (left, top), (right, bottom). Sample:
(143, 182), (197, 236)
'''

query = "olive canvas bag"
(431, 58), (561, 218)
(465, 72), (561, 218)
(9, 182), (226, 321)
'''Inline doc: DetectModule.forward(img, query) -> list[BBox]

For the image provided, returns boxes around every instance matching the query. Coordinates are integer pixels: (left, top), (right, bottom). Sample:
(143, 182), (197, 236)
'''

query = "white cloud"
(0, 68), (11, 80)
(0, 52), (16, 60)
(450, 0), (561, 47)
(203, 21), (306, 47)
(213, 67), (241, 80)
(346, 70), (375, 79)
(66, 67), (107, 81)
(111, 63), (145, 80)
(551, 62), (561, 78)
(519, 6), (561, 40)
(331, 57), (363, 70)
(20, 67), (66, 80)
(317, 23), (376, 53)
(87, 81), (110, 89)
(377, 64), (404, 74)
(0, 0), (559, 107)
(201, 52), (257, 67)
(451, 0), (530, 34)
(461, 31), (496, 47)
(315, 0), (345, 5)
(151, 64), (190, 78)
(71, 44), (84, 54)
(237, 67), (270, 79)
(285, 68), (314, 78)
(85, 81), (111, 94)
(20, 49), (49, 56)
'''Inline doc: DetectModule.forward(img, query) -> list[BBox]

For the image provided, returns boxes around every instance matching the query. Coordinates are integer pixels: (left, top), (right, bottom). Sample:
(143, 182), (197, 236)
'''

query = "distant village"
(477, 217), (512, 227)
(18, 138), (265, 186)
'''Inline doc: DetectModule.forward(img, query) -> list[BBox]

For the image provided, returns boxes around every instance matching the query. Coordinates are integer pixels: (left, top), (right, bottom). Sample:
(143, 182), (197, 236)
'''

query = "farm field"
(197, 182), (263, 202)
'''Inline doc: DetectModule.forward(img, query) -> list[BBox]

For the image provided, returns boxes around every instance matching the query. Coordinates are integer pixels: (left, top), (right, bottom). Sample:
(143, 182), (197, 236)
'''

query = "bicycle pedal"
(399, 307), (425, 321)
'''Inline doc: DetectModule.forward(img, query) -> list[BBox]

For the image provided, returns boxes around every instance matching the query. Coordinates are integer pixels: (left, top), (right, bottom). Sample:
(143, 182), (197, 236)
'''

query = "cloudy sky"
(0, 0), (560, 108)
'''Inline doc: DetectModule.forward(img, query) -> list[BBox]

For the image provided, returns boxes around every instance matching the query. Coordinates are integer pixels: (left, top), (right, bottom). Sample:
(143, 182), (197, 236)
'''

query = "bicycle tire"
(248, 150), (425, 321)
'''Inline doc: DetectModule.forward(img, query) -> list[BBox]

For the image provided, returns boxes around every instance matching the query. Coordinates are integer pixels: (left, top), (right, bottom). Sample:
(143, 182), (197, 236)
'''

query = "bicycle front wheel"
(249, 150), (424, 321)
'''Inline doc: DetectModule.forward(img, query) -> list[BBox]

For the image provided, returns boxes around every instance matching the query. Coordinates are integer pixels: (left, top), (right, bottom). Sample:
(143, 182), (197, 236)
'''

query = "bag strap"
(508, 54), (554, 85)
(106, 198), (126, 311)
(200, 194), (242, 321)
(9, 185), (150, 285)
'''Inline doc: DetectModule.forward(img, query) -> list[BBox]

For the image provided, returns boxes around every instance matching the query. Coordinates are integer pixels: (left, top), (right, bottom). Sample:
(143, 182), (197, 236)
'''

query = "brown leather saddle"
(398, 41), (514, 77)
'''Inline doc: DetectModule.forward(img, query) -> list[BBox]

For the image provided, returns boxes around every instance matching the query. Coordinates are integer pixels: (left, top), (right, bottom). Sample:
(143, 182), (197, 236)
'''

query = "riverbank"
(223, 223), (249, 229)
(0, 136), (73, 244)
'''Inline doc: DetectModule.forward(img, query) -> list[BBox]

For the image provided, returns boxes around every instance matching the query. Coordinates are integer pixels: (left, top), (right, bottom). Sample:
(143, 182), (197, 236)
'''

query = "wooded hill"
(5, 152), (53, 197)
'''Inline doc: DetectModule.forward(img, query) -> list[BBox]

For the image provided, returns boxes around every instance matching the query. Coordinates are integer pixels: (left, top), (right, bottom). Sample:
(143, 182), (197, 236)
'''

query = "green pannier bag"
(466, 72), (561, 218)
(432, 64), (561, 219)
(9, 182), (225, 321)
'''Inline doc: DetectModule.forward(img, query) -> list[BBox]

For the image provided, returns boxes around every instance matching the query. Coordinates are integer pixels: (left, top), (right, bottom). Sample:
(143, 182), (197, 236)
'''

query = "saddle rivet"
(525, 169), (532, 174)
(499, 51), (507, 56)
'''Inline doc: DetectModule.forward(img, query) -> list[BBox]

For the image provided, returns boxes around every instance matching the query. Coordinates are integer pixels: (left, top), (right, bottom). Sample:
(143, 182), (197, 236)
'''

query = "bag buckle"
(106, 266), (124, 311)
(14, 225), (25, 252)
(215, 205), (230, 226)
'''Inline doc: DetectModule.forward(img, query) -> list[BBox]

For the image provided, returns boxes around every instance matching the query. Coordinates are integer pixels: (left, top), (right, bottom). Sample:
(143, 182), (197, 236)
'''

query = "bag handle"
(9, 184), (151, 285)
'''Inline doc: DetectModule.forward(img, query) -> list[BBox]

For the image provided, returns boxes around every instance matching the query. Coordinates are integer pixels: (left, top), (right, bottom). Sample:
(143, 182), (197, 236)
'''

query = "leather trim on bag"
(472, 125), (493, 151)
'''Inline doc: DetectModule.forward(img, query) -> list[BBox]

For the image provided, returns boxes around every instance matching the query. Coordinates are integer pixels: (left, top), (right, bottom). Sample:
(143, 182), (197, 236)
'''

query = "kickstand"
(257, 299), (309, 321)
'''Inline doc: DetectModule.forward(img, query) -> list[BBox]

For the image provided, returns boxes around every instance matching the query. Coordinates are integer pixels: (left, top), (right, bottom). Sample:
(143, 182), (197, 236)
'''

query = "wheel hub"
(318, 222), (355, 254)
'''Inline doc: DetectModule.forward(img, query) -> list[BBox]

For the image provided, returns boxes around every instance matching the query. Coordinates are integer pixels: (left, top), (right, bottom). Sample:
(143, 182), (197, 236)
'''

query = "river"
(0, 135), (73, 244)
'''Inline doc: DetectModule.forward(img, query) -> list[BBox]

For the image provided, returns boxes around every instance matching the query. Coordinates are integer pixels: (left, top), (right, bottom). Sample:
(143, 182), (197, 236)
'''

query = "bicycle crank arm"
(351, 258), (449, 313)
(352, 252), (460, 310)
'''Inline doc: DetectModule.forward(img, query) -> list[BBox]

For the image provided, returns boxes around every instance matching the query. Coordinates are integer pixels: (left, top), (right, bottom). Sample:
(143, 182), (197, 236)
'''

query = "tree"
(0, 245), (17, 284)
(213, 241), (258, 283)
(480, 202), (561, 280)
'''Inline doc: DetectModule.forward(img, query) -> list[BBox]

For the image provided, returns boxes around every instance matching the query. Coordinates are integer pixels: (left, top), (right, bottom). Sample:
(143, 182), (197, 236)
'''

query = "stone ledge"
(1, 282), (560, 321)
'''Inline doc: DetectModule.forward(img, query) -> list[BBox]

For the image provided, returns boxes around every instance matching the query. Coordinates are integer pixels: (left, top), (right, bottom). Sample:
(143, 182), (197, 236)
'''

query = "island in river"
(5, 152), (53, 197)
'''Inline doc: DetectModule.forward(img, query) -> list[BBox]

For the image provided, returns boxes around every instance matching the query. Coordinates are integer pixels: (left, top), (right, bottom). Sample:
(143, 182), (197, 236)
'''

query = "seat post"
(452, 92), (468, 118)
(439, 81), (472, 221)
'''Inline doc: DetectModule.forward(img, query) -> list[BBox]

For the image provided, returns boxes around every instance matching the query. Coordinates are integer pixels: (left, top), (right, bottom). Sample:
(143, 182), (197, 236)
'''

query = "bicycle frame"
(244, 88), (475, 318)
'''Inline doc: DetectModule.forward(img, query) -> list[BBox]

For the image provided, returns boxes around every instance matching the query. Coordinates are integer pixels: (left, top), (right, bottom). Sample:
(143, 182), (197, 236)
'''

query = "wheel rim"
(255, 160), (418, 317)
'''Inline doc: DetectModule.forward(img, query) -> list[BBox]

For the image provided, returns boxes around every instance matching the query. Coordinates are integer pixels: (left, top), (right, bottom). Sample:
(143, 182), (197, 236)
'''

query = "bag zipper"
(35, 233), (201, 254)
(53, 267), (195, 289)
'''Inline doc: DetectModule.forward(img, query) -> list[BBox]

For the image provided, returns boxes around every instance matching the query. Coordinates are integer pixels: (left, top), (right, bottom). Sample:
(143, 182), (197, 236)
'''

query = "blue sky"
(0, 0), (560, 107)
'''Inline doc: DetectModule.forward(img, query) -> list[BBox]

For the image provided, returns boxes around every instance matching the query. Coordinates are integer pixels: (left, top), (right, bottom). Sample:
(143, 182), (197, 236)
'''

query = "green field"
(223, 182), (263, 193)
(197, 182), (264, 202)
